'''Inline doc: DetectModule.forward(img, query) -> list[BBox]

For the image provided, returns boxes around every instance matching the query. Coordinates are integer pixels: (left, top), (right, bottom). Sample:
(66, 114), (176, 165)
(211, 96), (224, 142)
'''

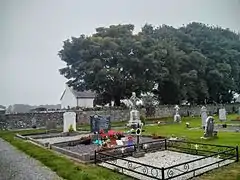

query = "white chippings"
(99, 150), (234, 180)
(37, 134), (91, 144)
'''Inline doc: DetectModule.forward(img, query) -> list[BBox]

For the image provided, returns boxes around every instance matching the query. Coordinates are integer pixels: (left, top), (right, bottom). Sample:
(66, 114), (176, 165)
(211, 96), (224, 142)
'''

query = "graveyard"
(0, 105), (240, 180)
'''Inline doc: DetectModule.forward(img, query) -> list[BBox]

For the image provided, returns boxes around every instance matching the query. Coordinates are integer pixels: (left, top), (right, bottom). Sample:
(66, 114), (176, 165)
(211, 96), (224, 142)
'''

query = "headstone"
(204, 116), (214, 137)
(127, 92), (142, 128)
(219, 108), (227, 121)
(31, 117), (37, 128)
(90, 115), (111, 133)
(63, 112), (76, 133)
(174, 105), (181, 123)
(238, 107), (240, 115)
(201, 106), (208, 128)
(46, 119), (57, 131)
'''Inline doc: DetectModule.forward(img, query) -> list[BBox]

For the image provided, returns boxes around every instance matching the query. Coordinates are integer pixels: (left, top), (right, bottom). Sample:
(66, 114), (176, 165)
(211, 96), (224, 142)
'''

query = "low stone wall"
(0, 104), (239, 130)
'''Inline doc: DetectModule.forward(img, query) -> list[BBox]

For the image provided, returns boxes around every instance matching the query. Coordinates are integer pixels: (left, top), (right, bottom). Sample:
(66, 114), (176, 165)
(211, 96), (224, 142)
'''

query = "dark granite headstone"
(90, 115), (111, 133)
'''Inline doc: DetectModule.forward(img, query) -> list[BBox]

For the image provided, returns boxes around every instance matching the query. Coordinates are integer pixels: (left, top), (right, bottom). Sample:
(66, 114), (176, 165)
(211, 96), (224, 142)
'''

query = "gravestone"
(238, 107), (240, 115)
(63, 112), (76, 132)
(204, 116), (215, 137)
(219, 108), (227, 121)
(31, 117), (37, 128)
(201, 106), (208, 128)
(127, 92), (142, 128)
(90, 115), (111, 133)
(174, 105), (181, 123)
(46, 119), (57, 131)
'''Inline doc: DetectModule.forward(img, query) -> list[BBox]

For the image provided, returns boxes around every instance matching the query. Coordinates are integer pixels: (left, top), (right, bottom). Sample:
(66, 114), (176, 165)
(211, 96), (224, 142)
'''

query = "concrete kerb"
(50, 145), (93, 163)
(15, 133), (27, 140)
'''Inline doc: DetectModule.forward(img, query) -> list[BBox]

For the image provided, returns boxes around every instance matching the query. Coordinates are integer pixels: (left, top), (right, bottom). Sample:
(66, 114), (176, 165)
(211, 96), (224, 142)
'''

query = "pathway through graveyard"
(0, 138), (62, 180)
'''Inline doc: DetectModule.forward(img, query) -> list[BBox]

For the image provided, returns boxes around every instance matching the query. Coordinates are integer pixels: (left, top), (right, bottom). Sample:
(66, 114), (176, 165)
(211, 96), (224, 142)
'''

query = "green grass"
(0, 130), (131, 180)
(142, 115), (240, 180)
(1, 114), (240, 180)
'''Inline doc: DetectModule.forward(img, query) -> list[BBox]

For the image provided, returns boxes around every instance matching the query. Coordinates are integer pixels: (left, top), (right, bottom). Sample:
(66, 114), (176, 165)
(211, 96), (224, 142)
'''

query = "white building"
(60, 85), (96, 109)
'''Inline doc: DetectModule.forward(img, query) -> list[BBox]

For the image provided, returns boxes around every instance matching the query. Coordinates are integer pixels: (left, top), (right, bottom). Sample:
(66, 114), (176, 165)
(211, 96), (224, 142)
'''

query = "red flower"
(99, 129), (104, 134)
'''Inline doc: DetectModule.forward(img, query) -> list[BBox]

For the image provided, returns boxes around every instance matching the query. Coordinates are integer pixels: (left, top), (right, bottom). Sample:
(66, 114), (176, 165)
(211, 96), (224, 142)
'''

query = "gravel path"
(0, 138), (62, 180)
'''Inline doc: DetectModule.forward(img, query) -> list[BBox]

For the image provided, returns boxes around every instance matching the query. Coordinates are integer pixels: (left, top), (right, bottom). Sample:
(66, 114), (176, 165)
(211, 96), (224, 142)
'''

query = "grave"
(127, 92), (142, 128)
(203, 116), (217, 138)
(31, 116), (37, 129)
(200, 106), (208, 128)
(63, 111), (76, 133)
(46, 119), (57, 132)
(174, 105), (181, 123)
(219, 108), (227, 122)
(97, 140), (237, 180)
(90, 115), (111, 133)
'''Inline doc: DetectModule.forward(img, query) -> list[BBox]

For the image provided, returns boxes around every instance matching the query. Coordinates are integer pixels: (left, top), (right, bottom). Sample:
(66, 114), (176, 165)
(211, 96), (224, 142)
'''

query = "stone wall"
(0, 104), (239, 130)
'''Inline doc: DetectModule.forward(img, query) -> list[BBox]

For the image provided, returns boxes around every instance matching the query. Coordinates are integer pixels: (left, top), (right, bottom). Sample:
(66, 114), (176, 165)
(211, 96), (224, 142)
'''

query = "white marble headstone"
(219, 108), (227, 121)
(201, 106), (208, 127)
(63, 112), (76, 132)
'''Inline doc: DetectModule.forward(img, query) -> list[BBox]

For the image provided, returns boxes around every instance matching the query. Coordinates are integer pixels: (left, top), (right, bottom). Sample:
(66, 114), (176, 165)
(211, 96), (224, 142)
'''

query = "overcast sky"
(0, 0), (240, 106)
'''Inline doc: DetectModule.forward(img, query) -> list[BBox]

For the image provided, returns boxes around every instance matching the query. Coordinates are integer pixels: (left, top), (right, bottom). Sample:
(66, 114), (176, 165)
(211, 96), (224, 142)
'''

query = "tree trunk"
(114, 96), (121, 106)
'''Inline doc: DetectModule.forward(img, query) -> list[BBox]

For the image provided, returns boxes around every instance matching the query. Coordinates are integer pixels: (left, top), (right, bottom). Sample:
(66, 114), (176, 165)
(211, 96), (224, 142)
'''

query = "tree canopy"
(59, 22), (240, 106)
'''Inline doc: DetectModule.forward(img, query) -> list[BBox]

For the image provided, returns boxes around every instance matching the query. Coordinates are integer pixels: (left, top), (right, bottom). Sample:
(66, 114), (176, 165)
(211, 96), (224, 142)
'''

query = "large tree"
(59, 22), (240, 106)
(59, 24), (161, 106)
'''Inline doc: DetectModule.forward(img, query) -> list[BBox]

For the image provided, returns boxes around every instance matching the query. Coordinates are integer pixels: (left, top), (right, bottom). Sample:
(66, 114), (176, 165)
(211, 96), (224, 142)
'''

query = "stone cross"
(129, 92), (140, 110)
(174, 105), (181, 123)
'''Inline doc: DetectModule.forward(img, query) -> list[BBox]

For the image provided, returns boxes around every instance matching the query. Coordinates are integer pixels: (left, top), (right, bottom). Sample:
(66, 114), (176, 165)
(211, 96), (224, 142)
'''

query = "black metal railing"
(95, 139), (238, 180)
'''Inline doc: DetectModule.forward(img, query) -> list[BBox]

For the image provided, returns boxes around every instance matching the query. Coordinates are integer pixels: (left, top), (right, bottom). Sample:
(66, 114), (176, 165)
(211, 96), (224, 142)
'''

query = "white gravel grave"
(36, 133), (91, 144)
(99, 150), (234, 180)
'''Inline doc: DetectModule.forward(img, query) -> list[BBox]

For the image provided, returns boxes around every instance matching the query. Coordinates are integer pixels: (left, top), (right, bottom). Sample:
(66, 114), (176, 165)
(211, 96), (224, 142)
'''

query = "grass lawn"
(0, 114), (240, 180)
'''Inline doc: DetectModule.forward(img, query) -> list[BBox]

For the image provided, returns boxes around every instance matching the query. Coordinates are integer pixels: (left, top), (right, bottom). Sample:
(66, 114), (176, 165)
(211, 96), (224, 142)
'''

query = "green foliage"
(59, 22), (240, 105)
(68, 124), (74, 133)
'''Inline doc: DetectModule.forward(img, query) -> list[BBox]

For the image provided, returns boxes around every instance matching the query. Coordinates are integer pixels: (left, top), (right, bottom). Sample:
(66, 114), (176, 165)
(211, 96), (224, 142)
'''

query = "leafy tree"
(59, 22), (240, 106)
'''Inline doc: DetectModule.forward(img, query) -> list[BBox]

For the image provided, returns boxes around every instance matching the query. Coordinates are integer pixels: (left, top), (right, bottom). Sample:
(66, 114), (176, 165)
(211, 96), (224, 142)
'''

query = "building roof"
(60, 86), (96, 100)
(71, 89), (96, 98)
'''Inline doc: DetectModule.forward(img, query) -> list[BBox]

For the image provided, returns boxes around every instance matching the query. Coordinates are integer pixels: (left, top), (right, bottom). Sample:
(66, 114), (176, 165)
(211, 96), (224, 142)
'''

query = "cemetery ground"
(0, 115), (240, 180)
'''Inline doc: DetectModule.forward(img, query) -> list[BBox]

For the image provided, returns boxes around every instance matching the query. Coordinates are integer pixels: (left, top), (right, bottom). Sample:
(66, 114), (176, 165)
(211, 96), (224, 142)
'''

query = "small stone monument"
(31, 116), (37, 128)
(204, 116), (215, 137)
(63, 111), (76, 133)
(201, 106), (208, 128)
(174, 105), (181, 123)
(127, 92), (143, 128)
(219, 108), (227, 121)
(90, 115), (111, 133)
(238, 107), (240, 115)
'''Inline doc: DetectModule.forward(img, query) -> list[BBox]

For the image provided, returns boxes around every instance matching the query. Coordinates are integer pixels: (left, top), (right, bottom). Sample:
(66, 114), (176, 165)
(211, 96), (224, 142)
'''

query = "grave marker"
(31, 117), (37, 128)
(201, 106), (208, 128)
(46, 119), (57, 131)
(63, 112), (76, 132)
(204, 116), (215, 137)
(90, 115), (111, 133)
(219, 108), (227, 121)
